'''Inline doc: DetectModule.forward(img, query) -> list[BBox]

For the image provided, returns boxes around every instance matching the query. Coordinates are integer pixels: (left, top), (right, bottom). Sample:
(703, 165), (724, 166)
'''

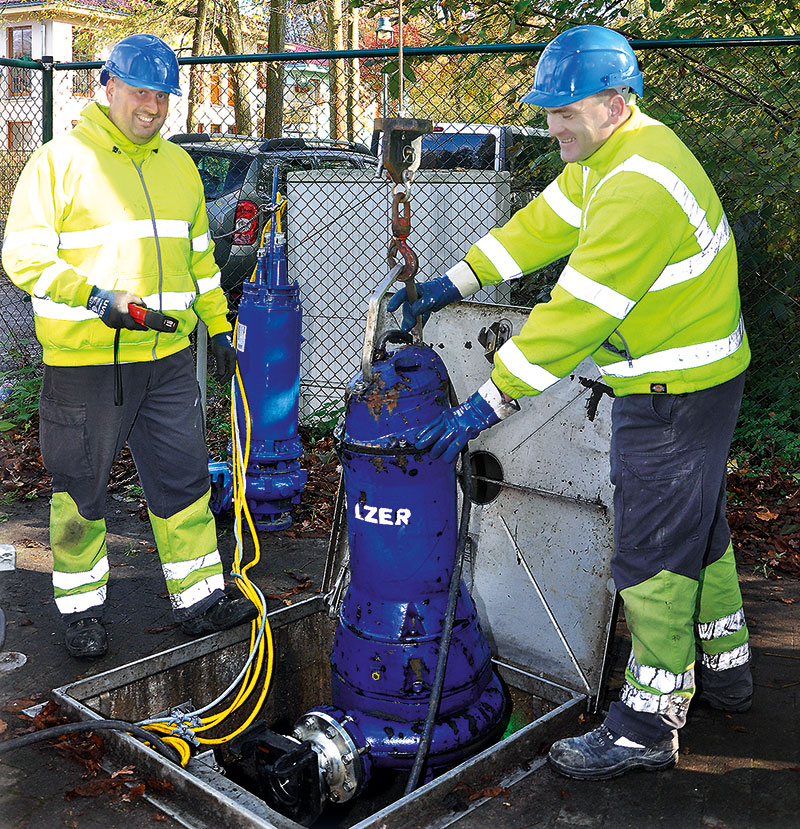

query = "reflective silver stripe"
(168, 572), (225, 611)
(162, 551), (222, 583)
(55, 585), (107, 615)
(496, 340), (560, 392)
(32, 260), (72, 298)
(474, 233), (523, 281)
(33, 290), (197, 320)
(32, 296), (97, 321)
(651, 215), (731, 292)
(621, 651), (693, 727)
(59, 219), (190, 250)
(140, 290), (197, 311)
(701, 641), (751, 671)
(584, 154), (728, 294)
(2, 228), (59, 252)
(196, 273), (221, 295)
(53, 556), (110, 591)
(558, 265), (636, 320)
(620, 682), (691, 725)
(191, 231), (211, 252)
(444, 261), (481, 298)
(542, 181), (582, 228)
(696, 607), (746, 641)
(626, 650), (693, 695)
(599, 315), (745, 378)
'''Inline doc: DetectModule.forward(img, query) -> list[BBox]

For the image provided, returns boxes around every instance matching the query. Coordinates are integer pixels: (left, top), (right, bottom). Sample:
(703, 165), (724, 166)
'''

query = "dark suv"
(169, 134), (379, 298)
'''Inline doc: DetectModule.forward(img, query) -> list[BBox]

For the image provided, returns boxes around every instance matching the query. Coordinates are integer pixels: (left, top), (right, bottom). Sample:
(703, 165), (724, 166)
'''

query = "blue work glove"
(415, 380), (520, 464)
(387, 274), (465, 333)
(210, 332), (236, 385)
(86, 287), (147, 330)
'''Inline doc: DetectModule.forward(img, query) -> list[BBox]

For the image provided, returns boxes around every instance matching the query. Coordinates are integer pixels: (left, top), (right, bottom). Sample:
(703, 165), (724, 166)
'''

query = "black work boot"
(548, 725), (678, 780)
(64, 618), (108, 659)
(180, 596), (258, 636)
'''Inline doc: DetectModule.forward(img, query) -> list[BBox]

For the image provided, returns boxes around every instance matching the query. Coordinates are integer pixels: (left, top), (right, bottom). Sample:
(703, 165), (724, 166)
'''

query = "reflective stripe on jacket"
(463, 105), (750, 397)
(1, 102), (231, 366)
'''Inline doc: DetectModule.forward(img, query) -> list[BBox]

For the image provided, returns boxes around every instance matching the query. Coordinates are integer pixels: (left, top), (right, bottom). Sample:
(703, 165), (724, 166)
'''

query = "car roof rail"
(260, 136), (374, 155)
(168, 133), (211, 144)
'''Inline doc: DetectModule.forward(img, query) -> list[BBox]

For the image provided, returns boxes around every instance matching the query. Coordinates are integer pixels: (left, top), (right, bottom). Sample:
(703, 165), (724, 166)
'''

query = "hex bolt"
(343, 754), (352, 765)
(329, 792), (340, 803)
(343, 780), (354, 792)
(325, 727), (336, 739)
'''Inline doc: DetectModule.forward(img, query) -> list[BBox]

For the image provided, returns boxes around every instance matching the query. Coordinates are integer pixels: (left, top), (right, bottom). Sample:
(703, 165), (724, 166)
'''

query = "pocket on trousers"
(38, 395), (93, 479)
(616, 446), (704, 552)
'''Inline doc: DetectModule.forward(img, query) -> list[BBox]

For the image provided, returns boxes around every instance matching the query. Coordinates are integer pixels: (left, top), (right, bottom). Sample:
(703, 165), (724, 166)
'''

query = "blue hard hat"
(100, 34), (182, 96)
(522, 25), (642, 107)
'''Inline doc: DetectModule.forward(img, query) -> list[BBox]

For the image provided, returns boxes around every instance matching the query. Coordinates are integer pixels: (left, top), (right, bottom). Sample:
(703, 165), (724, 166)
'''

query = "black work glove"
(86, 287), (147, 330)
(210, 332), (236, 385)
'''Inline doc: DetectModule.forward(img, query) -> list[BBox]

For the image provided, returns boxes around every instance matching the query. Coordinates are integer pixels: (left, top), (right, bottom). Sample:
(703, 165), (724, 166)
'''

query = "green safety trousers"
(604, 372), (750, 745)
(40, 348), (225, 622)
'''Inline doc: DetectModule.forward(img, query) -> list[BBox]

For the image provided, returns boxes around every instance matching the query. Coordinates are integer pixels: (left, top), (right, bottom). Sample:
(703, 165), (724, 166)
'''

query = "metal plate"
(381, 301), (616, 701)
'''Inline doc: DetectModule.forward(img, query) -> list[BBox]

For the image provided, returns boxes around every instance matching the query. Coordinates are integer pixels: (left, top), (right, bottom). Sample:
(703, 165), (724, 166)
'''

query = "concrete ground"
(0, 493), (797, 829)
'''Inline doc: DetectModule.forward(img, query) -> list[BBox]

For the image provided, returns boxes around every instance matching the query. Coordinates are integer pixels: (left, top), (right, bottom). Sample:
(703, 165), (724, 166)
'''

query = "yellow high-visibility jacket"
(2, 102), (231, 366)
(455, 105), (750, 398)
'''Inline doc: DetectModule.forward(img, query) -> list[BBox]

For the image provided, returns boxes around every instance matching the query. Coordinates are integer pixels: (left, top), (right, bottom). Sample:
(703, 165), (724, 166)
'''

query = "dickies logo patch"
(650, 383), (668, 394)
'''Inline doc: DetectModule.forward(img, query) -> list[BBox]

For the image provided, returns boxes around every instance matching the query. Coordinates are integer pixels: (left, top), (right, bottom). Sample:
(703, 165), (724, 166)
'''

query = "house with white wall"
(0, 0), (375, 148)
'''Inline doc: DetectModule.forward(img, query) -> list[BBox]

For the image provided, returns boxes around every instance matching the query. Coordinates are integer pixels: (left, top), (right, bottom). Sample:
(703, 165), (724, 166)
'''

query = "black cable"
(404, 381), (473, 795)
(0, 719), (182, 765)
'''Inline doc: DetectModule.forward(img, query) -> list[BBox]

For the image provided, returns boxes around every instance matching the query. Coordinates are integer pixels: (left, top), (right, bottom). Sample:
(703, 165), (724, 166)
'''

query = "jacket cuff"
(477, 379), (519, 420)
(445, 261), (482, 298)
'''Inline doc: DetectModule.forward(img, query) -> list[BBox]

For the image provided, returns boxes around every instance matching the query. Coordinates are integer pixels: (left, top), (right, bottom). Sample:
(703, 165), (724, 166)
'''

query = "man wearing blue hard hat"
(390, 25), (751, 779)
(2, 34), (252, 660)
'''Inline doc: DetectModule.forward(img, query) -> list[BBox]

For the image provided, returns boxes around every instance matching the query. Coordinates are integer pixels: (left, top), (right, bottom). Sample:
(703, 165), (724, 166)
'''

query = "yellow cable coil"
(142, 320), (278, 763)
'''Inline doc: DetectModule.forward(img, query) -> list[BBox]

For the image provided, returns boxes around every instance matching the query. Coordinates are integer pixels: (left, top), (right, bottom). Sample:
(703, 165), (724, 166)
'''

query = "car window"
(257, 156), (316, 192)
(420, 133), (496, 171)
(187, 151), (252, 200)
(315, 155), (370, 171)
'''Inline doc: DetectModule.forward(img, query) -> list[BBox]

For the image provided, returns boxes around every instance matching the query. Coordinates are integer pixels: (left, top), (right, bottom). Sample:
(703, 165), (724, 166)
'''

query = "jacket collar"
(77, 102), (163, 161)
(578, 103), (646, 173)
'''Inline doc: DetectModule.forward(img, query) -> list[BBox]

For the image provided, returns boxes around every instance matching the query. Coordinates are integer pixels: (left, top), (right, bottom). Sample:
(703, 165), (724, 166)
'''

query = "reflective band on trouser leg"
(619, 570), (698, 730)
(148, 489), (225, 620)
(50, 491), (109, 618)
(695, 542), (750, 670)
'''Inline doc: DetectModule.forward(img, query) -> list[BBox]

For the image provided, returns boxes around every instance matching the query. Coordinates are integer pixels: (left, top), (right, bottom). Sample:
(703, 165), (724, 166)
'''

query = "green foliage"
(0, 367), (41, 432)
(300, 400), (344, 445)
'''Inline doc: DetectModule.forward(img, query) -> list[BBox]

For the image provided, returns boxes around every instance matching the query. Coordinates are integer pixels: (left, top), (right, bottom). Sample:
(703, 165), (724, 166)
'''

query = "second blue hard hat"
(522, 25), (642, 107)
(100, 34), (182, 96)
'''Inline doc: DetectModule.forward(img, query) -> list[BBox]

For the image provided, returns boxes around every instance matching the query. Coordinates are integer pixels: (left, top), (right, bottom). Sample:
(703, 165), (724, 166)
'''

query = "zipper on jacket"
(601, 329), (634, 368)
(132, 156), (164, 360)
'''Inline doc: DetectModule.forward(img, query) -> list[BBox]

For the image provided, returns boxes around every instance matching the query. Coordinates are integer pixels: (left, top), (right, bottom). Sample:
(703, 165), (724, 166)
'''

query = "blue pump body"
(306, 342), (506, 779)
(210, 168), (307, 530)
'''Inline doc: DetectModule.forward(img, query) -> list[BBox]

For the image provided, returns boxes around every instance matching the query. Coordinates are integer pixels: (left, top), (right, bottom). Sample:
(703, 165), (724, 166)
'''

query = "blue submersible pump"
(210, 167), (307, 530)
(224, 124), (506, 824)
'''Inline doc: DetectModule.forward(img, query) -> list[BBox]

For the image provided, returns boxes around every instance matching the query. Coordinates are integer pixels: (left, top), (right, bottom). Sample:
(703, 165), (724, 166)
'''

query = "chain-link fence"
(0, 40), (798, 459)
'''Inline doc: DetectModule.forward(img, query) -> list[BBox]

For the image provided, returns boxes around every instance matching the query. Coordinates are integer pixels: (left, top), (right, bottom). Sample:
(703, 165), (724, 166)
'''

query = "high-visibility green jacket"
(453, 105), (750, 398)
(2, 103), (231, 367)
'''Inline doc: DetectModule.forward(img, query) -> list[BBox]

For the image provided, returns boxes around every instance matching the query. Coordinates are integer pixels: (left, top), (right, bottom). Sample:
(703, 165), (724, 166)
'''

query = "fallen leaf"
(0, 719), (7, 735)
(2, 698), (38, 714)
(756, 508), (779, 521)
(779, 597), (796, 604)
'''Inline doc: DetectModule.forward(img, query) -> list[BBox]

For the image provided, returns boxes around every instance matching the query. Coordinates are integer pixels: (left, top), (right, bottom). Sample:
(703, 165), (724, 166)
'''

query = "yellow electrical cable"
(191, 330), (276, 744)
(142, 270), (284, 753)
(248, 195), (287, 283)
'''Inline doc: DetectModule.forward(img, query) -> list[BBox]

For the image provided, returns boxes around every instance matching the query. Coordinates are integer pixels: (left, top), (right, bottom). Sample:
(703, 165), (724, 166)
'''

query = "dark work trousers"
(40, 348), (220, 619)
(604, 371), (747, 744)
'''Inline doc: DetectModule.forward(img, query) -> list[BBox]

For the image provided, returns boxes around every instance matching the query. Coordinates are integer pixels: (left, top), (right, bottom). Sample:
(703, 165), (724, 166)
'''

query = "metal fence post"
(40, 56), (53, 144)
